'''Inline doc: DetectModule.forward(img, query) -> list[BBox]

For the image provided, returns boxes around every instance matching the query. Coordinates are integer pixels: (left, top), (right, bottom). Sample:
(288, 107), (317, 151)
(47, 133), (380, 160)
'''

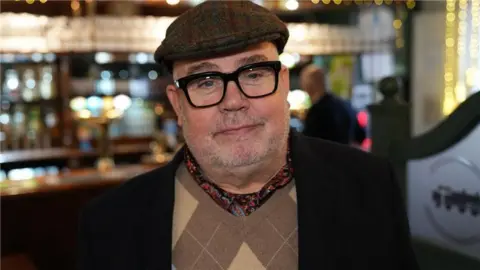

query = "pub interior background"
(1, 0), (479, 269)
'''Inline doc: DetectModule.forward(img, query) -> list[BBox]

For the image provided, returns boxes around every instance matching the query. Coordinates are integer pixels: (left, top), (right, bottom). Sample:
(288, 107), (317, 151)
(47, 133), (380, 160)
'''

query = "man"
(77, 1), (418, 270)
(300, 64), (365, 145)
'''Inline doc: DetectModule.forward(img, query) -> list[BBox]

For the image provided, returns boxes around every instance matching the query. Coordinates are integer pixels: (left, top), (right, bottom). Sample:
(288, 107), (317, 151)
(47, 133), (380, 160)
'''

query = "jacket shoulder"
(296, 135), (394, 193)
(302, 135), (387, 169)
(81, 164), (175, 228)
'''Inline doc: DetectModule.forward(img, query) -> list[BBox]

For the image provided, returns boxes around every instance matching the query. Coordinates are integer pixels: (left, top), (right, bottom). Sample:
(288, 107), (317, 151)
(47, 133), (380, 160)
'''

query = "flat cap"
(154, 0), (289, 72)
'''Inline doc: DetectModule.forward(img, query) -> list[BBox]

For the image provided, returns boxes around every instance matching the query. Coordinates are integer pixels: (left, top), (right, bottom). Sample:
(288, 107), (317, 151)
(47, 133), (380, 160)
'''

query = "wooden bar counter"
(1, 164), (162, 270)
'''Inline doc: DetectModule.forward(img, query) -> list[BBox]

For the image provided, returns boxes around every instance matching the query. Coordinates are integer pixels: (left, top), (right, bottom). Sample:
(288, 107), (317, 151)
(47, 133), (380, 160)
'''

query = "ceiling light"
(285, 0), (299, 10)
(167, 0), (180, 5)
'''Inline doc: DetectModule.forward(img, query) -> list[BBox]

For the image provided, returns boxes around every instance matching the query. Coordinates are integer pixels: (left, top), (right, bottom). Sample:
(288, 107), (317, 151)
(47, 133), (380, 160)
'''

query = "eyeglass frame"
(174, 61), (282, 108)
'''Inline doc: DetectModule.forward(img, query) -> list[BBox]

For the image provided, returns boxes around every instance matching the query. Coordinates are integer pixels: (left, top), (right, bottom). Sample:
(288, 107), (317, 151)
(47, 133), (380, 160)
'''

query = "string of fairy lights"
(468, 0), (479, 93)
(443, 0), (458, 116)
(455, 0), (468, 104)
(13, 0), (480, 115)
(443, 0), (480, 115)
(288, 0), (415, 10)
(14, 0), (417, 9)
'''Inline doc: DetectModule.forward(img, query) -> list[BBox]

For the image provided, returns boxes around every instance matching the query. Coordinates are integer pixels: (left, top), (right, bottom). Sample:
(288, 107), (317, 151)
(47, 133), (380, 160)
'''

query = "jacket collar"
(144, 131), (339, 269)
(144, 147), (184, 270)
(290, 131), (339, 268)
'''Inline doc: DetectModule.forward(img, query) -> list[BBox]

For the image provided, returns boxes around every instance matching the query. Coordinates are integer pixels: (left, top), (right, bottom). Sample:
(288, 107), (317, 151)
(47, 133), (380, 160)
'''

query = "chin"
(214, 141), (271, 168)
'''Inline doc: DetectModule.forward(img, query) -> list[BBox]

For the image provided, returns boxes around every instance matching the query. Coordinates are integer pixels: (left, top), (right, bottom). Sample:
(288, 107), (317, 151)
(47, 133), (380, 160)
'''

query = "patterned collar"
(184, 146), (294, 216)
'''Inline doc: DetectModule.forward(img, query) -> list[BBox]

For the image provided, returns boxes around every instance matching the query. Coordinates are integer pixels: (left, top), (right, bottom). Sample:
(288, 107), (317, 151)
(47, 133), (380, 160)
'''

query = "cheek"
(182, 108), (216, 134)
(252, 95), (289, 123)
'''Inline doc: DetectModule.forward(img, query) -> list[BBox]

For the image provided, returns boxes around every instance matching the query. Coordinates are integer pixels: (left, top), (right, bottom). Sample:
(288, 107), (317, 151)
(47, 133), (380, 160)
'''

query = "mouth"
(215, 124), (261, 136)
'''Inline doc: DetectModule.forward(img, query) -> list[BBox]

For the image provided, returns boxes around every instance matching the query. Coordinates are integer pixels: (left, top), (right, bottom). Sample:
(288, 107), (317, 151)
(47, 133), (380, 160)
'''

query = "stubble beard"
(180, 104), (291, 171)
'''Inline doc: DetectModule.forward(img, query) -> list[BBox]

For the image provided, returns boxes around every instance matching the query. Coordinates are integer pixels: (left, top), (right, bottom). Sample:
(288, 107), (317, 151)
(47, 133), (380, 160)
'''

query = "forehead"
(172, 42), (279, 79)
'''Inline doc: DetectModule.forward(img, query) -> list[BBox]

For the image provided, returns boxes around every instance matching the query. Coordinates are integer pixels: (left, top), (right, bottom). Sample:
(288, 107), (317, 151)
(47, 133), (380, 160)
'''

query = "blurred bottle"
(21, 67), (39, 102)
(3, 69), (21, 102)
(43, 108), (59, 148)
(39, 65), (56, 100)
(26, 106), (41, 149)
(0, 99), (12, 151)
(12, 105), (26, 150)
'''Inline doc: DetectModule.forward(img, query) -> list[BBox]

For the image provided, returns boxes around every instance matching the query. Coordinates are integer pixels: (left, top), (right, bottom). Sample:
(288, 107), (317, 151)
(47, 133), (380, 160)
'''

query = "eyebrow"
(235, 54), (269, 67)
(183, 54), (269, 77)
(185, 62), (220, 76)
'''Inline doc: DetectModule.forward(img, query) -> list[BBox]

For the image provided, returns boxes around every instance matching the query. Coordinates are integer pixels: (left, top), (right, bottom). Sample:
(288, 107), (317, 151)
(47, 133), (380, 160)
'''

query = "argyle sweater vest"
(172, 164), (298, 270)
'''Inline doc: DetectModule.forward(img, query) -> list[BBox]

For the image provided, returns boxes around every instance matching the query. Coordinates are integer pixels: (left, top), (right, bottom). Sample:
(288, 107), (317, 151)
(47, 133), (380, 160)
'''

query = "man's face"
(166, 42), (291, 169)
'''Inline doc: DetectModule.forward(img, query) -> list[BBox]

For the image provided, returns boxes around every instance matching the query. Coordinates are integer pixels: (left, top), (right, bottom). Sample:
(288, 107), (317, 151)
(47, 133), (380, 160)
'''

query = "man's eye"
(198, 80), (216, 88)
(247, 72), (263, 79)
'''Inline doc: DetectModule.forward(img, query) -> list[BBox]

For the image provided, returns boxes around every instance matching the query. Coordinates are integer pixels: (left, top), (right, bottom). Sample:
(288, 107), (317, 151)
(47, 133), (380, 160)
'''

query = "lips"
(215, 124), (260, 136)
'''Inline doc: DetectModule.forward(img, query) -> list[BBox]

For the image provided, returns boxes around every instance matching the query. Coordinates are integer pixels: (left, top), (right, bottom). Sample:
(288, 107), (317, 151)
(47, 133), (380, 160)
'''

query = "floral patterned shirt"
(184, 147), (294, 216)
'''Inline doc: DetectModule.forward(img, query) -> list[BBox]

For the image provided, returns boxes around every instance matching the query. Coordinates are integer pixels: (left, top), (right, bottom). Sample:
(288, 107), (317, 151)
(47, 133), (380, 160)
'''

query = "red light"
(357, 111), (368, 128)
(361, 138), (372, 151)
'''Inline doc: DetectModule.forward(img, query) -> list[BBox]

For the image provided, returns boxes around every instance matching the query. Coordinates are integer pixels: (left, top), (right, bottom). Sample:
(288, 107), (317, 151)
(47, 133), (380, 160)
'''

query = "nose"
(218, 81), (249, 112)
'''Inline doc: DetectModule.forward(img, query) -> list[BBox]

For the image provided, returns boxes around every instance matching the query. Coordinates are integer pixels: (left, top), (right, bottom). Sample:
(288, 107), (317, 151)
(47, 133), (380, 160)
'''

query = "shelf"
(3, 98), (61, 105)
(0, 164), (159, 198)
(0, 143), (151, 164)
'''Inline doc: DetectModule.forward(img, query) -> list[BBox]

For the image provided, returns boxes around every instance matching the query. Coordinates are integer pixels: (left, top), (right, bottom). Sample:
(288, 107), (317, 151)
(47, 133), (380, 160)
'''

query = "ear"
(166, 84), (183, 127)
(279, 66), (290, 99)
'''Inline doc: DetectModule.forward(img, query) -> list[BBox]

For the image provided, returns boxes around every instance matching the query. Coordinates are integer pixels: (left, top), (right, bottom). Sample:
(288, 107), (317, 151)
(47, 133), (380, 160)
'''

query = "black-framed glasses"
(174, 61), (282, 108)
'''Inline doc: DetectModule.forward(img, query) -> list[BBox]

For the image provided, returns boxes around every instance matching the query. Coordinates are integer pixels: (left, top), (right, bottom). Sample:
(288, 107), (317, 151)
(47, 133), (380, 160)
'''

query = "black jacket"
(303, 93), (354, 145)
(78, 132), (419, 270)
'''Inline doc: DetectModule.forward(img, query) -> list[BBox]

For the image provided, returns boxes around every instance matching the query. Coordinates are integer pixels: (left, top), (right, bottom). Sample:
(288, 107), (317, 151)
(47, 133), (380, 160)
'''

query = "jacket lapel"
(144, 147), (186, 270)
(290, 132), (339, 269)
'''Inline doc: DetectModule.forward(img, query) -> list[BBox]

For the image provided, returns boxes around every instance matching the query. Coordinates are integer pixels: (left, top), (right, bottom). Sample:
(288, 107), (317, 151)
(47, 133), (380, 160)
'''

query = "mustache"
(213, 113), (266, 131)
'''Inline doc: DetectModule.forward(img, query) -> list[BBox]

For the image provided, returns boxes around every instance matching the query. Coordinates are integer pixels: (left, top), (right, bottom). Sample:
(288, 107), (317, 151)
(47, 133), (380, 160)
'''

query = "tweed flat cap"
(154, 0), (289, 72)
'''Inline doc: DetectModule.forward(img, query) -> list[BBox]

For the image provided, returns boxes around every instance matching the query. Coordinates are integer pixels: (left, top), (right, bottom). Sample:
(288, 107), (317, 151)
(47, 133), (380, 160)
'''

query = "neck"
(196, 143), (288, 194)
(309, 91), (326, 104)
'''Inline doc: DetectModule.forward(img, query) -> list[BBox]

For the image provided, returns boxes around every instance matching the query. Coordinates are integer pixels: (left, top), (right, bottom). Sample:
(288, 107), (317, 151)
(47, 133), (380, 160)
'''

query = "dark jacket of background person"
(299, 64), (364, 145)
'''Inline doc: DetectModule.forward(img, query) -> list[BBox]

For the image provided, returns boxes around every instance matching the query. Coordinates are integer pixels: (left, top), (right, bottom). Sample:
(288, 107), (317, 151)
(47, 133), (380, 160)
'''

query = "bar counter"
(0, 164), (156, 197)
(1, 163), (163, 270)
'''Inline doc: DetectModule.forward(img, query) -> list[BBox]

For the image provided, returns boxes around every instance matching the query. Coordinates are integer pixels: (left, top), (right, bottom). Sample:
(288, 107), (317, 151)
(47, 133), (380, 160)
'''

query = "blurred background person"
(300, 64), (365, 145)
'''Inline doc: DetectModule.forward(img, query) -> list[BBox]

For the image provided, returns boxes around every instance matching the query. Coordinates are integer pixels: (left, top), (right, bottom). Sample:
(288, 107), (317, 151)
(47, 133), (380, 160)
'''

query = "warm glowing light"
(70, 97), (87, 111)
(285, 0), (299, 10)
(288, 90), (311, 111)
(455, 0), (468, 102)
(466, 67), (479, 87)
(154, 104), (164, 115)
(393, 19), (402, 29)
(26, 0), (35, 4)
(78, 109), (92, 119)
(443, 94), (457, 115)
(71, 0), (80, 11)
(39, 0), (48, 3)
(280, 53), (296, 68)
(443, 0), (458, 115)
(106, 110), (122, 119)
(113, 94), (132, 111)
(469, 0), (479, 88)
(311, 0), (320, 3)
(166, 0), (180, 5)
(455, 82), (467, 102)
(95, 52), (112, 64)
(322, 0), (331, 4)
(406, 0), (416, 9)
(103, 96), (114, 111)
(374, 0), (383, 5)
(333, 0), (342, 5)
